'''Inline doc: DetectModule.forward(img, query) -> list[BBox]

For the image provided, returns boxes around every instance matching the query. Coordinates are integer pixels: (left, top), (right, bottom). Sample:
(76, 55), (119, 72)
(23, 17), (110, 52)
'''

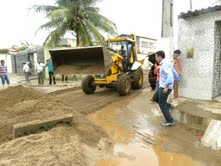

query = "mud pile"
(0, 85), (109, 165)
(0, 126), (84, 166)
(0, 85), (43, 111)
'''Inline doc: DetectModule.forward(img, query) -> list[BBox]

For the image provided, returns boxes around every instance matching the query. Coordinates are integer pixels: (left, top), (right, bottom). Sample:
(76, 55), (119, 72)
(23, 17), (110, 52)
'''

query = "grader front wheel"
(81, 75), (96, 94)
(116, 74), (131, 96)
(132, 67), (143, 89)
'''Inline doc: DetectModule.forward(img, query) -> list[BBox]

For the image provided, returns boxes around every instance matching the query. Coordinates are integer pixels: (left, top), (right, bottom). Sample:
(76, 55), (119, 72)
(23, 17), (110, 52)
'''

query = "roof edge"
(179, 5), (221, 19)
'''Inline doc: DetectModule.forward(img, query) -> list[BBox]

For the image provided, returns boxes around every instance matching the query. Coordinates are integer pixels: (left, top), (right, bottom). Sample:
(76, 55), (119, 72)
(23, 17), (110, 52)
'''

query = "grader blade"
(13, 114), (73, 139)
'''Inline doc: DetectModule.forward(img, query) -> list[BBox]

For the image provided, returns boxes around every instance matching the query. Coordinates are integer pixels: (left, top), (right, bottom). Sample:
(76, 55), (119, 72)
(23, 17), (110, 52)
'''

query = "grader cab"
(49, 34), (144, 96)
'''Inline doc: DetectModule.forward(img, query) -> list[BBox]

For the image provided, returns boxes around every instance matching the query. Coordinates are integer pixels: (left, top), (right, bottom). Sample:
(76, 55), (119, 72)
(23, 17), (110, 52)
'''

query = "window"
(149, 42), (156, 49)
(141, 41), (148, 48)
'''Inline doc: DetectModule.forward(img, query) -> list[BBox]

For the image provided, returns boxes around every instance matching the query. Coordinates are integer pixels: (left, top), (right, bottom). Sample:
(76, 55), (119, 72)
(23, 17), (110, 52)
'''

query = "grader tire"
(116, 74), (131, 96)
(81, 75), (96, 94)
(132, 67), (143, 89)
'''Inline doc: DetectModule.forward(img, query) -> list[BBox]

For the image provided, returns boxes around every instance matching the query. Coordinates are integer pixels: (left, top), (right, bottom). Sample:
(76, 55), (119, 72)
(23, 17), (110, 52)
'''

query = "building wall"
(14, 46), (44, 75)
(178, 11), (221, 100)
(136, 36), (156, 54)
(136, 36), (157, 70)
(213, 21), (221, 97)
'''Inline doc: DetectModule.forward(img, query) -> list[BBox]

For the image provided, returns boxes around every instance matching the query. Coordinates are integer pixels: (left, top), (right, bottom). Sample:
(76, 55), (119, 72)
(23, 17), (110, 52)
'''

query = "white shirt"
(36, 63), (45, 73)
(23, 64), (30, 72)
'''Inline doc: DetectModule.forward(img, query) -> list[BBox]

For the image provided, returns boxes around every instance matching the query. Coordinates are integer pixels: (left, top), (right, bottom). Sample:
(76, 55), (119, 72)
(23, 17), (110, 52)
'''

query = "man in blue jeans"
(0, 60), (10, 88)
(155, 50), (179, 127)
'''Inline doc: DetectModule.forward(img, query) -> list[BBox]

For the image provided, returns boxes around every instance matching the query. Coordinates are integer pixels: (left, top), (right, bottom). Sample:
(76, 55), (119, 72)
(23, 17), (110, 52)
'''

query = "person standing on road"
(61, 75), (68, 83)
(36, 59), (46, 86)
(23, 61), (31, 83)
(47, 58), (56, 85)
(173, 49), (182, 99)
(151, 62), (160, 102)
(0, 60), (10, 88)
(155, 50), (177, 127)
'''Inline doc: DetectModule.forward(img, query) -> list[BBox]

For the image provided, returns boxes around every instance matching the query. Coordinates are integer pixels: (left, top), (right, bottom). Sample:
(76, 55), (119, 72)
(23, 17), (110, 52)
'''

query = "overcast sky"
(0, 0), (218, 48)
(0, 0), (163, 48)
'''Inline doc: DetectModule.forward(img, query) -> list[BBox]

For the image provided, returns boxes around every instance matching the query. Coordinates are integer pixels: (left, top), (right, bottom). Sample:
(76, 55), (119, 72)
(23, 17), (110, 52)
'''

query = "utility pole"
(190, 0), (192, 11)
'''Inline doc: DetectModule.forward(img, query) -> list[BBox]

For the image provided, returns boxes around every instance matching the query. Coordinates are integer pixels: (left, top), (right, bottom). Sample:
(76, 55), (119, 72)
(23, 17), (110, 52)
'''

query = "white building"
(178, 5), (221, 100)
(136, 36), (157, 70)
(160, 0), (221, 100)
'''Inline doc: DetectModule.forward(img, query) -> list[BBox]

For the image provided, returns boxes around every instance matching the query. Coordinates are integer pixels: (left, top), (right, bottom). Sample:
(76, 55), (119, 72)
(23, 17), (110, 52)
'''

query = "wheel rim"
(139, 71), (143, 85)
(125, 79), (131, 92)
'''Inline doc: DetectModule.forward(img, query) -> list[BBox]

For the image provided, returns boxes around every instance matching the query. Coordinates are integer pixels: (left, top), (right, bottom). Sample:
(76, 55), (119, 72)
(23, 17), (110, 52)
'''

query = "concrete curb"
(201, 119), (221, 151)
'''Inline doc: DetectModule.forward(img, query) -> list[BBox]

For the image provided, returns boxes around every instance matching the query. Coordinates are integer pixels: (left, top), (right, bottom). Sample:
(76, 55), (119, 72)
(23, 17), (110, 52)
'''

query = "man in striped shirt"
(0, 60), (10, 87)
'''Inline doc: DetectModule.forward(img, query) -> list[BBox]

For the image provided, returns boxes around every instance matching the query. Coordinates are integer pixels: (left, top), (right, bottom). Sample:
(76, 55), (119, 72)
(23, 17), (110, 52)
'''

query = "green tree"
(19, 41), (30, 51)
(33, 0), (117, 47)
(0, 49), (8, 54)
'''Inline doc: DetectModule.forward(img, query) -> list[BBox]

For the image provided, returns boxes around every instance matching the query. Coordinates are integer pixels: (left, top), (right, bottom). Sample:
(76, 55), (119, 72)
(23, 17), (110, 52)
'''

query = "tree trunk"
(76, 32), (80, 47)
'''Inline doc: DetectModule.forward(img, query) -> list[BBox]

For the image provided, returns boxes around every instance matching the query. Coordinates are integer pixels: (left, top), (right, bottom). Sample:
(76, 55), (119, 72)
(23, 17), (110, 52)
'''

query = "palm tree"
(33, 0), (117, 47)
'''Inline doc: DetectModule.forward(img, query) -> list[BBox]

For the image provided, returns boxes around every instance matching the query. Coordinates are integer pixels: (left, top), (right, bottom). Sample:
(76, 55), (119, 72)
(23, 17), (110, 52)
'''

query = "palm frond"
(46, 23), (68, 47)
(36, 17), (63, 32)
(83, 19), (104, 42)
(33, 5), (60, 14)
(48, 8), (67, 20)
(78, 22), (93, 46)
(34, 0), (116, 47)
(86, 11), (117, 35)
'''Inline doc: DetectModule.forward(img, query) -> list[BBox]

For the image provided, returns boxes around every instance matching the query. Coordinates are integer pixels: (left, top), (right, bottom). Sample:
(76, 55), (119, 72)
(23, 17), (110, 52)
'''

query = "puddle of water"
(90, 95), (206, 166)
(90, 105), (135, 144)
(96, 142), (205, 166)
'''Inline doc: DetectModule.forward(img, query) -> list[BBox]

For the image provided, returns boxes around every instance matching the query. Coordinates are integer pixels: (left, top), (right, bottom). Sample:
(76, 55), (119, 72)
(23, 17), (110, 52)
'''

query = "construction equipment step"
(13, 114), (73, 139)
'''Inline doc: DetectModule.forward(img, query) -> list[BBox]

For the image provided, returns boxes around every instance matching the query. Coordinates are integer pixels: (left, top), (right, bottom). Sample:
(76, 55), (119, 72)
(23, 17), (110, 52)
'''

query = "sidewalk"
(172, 97), (221, 150)
(1, 73), (82, 93)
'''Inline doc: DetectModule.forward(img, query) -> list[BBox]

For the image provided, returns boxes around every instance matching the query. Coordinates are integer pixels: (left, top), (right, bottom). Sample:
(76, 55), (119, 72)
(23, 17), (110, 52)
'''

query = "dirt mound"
(54, 64), (105, 75)
(0, 126), (84, 166)
(0, 85), (43, 111)
(0, 86), (111, 165)
(0, 96), (71, 144)
(0, 85), (108, 148)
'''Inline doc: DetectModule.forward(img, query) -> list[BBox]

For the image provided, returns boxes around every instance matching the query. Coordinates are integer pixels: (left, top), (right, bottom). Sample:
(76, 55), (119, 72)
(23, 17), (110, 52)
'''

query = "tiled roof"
(179, 5), (221, 19)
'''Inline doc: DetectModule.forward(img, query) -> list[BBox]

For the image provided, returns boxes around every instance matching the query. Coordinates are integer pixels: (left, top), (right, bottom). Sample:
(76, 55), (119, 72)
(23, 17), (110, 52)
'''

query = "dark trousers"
(158, 88), (173, 123)
(152, 81), (159, 102)
(62, 75), (68, 82)
(0, 75), (10, 85)
(49, 72), (56, 84)
(38, 72), (44, 85)
(24, 72), (30, 82)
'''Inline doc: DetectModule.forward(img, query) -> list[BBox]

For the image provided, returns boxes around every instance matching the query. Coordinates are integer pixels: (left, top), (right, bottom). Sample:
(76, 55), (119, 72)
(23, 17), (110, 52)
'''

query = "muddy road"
(0, 84), (221, 166)
(50, 87), (140, 115)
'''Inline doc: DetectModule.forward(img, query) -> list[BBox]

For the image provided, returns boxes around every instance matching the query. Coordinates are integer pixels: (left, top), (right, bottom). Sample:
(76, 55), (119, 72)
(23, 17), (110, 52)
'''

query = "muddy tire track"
(53, 87), (141, 115)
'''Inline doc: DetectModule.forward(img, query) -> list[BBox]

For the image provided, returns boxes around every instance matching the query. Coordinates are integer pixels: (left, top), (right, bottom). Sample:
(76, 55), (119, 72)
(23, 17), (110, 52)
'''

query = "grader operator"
(49, 34), (144, 96)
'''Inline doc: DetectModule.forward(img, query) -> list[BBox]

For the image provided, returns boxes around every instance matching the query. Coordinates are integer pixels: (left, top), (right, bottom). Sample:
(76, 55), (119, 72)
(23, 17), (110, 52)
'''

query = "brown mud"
(0, 79), (220, 166)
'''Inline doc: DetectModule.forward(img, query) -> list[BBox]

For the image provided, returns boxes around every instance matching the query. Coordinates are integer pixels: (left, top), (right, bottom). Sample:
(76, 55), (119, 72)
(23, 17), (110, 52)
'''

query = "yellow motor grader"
(49, 34), (144, 96)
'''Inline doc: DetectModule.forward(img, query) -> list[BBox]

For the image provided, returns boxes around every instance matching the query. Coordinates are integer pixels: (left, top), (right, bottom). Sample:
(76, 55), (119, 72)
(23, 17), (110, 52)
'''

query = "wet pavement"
(2, 74), (221, 165)
(90, 89), (221, 166)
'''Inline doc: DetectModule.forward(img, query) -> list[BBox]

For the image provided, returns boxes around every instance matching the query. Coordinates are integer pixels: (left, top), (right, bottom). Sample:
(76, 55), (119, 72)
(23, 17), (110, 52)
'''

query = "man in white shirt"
(155, 50), (179, 127)
(23, 61), (30, 83)
(36, 59), (46, 85)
